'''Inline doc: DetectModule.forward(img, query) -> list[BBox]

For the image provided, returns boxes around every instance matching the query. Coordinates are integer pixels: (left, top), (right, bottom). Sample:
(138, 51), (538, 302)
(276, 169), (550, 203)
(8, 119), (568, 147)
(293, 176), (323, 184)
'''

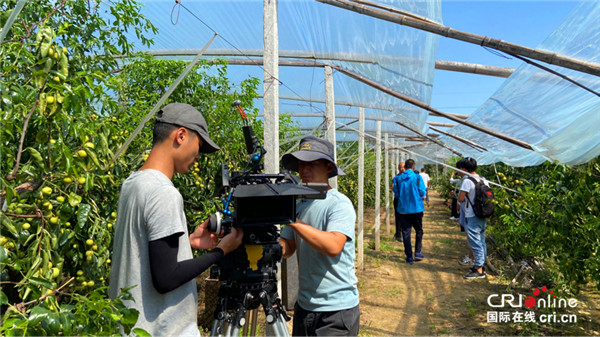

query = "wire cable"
(176, 1), (319, 112)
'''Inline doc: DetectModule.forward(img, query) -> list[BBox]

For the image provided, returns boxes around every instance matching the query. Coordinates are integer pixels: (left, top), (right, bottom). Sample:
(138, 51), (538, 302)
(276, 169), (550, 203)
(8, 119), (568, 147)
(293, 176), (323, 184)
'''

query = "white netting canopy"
(107, 0), (599, 167)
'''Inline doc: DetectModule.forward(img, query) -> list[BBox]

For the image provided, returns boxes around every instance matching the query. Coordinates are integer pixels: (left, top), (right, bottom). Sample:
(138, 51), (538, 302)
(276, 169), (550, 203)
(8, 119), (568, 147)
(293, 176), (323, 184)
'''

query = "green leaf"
(25, 147), (44, 167)
(58, 231), (71, 247)
(41, 312), (62, 335)
(28, 277), (53, 289)
(28, 306), (52, 325)
(35, 130), (49, 144)
(0, 247), (7, 263)
(120, 308), (140, 334)
(132, 328), (151, 337)
(68, 192), (82, 207)
(61, 143), (72, 172)
(1, 221), (18, 236)
(0, 291), (8, 305)
(119, 285), (137, 302)
(1, 318), (20, 331)
(77, 203), (91, 229)
(84, 173), (93, 192)
(87, 149), (101, 168)
(3, 183), (14, 206)
(58, 203), (74, 220)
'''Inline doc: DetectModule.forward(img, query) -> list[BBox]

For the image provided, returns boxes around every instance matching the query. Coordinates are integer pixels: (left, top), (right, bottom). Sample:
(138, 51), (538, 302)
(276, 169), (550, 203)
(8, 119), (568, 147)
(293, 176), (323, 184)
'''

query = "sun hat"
(156, 103), (220, 153)
(281, 135), (345, 178)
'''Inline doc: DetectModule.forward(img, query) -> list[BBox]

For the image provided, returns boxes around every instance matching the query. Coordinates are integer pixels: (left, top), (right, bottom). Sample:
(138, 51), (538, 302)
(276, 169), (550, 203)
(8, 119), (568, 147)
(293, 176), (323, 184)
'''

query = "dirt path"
(356, 190), (600, 336)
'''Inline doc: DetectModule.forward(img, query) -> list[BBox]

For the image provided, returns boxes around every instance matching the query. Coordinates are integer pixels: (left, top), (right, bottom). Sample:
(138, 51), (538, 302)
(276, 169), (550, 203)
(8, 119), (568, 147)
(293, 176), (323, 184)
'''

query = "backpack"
(466, 177), (495, 218)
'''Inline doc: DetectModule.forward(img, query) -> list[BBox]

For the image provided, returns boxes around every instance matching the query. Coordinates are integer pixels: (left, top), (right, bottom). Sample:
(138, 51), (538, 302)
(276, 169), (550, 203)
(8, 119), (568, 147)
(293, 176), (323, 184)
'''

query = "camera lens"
(208, 212), (222, 233)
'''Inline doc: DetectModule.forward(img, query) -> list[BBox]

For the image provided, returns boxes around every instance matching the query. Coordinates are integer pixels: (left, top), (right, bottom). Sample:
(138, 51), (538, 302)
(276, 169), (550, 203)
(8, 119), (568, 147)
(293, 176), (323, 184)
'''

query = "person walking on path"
(420, 168), (431, 207)
(453, 159), (475, 266)
(457, 157), (489, 279)
(279, 136), (360, 336)
(449, 170), (462, 221)
(392, 162), (405, 241)
(392, 159), (427, 265)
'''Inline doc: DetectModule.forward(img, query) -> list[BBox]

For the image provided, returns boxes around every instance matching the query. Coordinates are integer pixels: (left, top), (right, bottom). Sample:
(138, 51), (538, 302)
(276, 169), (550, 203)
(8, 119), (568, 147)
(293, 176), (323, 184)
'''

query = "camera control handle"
(208, 212), (222, 234)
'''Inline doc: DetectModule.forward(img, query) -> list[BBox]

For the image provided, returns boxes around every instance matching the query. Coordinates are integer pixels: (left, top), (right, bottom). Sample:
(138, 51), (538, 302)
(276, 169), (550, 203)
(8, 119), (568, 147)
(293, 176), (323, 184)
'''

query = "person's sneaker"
(464, 269), (486, 279)
(459, 255), (474, 266)
(394, 234), (403, 242)
(406, 257), (414, 265)
(414, 252), (425, 261)
(449, 216), (457, 221)
(469, 266), (487, 274)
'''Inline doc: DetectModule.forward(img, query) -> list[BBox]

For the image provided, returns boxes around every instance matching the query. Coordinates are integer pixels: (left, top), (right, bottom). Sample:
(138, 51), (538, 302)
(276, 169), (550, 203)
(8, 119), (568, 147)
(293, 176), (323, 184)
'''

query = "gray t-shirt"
(281, 189), (359, 312)
(109, 169), (200, 337)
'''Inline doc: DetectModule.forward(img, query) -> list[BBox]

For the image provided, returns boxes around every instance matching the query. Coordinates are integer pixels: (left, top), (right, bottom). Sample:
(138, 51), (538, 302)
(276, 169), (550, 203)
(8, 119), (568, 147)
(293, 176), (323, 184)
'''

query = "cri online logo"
(488, 286), (578, 309)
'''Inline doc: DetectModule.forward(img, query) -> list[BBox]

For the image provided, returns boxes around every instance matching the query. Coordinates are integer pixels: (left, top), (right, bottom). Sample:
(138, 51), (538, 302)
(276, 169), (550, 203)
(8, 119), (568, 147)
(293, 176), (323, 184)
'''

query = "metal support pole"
(263, 0), (279, 174)
(357, 107), (365, 270)
(394, 139), (399, 175)
(263, 0), (284, 303)
(374, 121), (381, 251)
(384, 133), (390, 236)
(389, 137), (396, 236)
(325, 65), (338, 189)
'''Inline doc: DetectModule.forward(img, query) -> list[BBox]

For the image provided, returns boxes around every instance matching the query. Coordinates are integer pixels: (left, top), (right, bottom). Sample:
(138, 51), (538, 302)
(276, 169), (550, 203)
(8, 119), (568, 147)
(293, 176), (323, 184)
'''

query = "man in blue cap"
(279, 135), (360, 336)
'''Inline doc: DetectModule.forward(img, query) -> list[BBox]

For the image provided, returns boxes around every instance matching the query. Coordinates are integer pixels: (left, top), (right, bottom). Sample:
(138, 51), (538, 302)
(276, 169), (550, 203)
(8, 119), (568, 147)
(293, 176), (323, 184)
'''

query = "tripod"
(210, 280), (291, 336)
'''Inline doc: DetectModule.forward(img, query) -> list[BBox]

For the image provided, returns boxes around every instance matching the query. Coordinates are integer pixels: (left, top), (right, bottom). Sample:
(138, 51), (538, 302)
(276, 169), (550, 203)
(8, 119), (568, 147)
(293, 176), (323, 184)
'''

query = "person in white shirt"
(419, 168), (431, 207)
(457, 157), (489, 279)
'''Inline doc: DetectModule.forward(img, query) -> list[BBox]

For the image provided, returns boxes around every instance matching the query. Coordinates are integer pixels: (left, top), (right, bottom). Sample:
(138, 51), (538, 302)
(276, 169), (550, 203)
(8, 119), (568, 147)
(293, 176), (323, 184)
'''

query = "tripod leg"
(211, 319), (225, 337)
(242, 310), (250, 336)
(230, 324), (241, 337)
(265, 315), (290, 337)
(224, 320), (233, 337)
(274, 315), (291, 337)
(230, 302), (246, 337)
(250, 308), (259, 336)
(265, 320), (276, 337)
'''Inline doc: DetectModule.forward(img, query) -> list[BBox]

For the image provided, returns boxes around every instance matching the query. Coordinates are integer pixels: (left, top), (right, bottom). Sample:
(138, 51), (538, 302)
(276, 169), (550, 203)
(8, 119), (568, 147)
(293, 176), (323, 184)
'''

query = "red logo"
(525, 286), (557, 308)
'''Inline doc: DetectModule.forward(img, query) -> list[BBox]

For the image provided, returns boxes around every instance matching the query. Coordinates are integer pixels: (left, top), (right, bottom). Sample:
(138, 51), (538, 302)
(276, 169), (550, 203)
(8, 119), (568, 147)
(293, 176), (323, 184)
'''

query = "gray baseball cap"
(281, 135), (345, 178)
(156, 103), (220, 153)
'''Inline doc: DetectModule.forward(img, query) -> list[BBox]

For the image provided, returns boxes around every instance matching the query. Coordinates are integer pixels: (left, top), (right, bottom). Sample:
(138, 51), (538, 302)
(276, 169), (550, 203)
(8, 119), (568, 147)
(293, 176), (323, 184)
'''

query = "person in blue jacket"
(392, 158), (427, 264)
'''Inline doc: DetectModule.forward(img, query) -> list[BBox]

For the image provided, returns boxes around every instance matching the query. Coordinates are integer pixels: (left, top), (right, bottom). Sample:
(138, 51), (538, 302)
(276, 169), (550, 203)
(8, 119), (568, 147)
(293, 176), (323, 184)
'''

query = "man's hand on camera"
(190, 218), (219, 250)
(217, 227), (244, 255)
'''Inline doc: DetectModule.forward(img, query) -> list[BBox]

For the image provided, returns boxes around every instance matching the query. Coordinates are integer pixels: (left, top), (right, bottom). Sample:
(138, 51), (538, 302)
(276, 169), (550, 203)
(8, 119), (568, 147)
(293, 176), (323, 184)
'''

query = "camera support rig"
(208, 101), (326, 337)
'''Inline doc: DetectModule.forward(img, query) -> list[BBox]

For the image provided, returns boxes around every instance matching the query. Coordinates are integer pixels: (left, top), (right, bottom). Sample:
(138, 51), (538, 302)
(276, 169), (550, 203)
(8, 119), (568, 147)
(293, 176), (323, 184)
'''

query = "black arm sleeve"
(148, 234), (224, 294)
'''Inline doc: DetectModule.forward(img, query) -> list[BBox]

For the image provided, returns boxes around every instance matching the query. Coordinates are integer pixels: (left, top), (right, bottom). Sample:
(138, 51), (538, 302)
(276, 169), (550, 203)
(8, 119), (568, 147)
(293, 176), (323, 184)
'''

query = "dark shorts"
(292, 303), (360, 336)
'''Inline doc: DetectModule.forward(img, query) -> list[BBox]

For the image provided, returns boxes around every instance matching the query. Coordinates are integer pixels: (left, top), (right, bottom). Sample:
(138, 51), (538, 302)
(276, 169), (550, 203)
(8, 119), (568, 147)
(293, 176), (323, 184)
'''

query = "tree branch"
(7, 86), (45, 181)
(9, 277), (75, 314)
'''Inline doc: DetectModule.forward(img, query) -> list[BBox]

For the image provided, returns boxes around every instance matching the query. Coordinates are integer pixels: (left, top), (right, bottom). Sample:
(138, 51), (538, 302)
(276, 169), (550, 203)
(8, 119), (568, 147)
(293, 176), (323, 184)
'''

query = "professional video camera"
(207, 100), (326, 337)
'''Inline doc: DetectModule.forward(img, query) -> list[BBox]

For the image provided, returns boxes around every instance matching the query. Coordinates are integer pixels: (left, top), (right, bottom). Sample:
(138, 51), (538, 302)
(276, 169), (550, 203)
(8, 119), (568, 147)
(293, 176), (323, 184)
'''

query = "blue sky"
(430, 0), (580, 123)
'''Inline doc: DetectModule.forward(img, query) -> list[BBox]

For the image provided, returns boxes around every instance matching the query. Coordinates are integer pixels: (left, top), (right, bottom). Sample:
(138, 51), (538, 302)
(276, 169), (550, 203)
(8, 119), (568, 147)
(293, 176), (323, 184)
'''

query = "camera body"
(207, 109), (326, 298)
(209, 167), (326, 285)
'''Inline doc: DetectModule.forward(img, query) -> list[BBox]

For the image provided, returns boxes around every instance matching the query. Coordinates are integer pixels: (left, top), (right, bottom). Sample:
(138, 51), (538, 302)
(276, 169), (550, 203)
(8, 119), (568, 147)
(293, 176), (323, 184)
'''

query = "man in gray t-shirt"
(279, 136), (359, 336)
(109, 103), (243, 336)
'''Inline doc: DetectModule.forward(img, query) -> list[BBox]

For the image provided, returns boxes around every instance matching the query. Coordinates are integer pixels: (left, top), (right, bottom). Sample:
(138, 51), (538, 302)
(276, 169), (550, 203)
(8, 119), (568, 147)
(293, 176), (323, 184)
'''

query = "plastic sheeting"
(104, 0), (441, 139)
(103, 0), (599, 167)
(412, 1), (600, 166)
